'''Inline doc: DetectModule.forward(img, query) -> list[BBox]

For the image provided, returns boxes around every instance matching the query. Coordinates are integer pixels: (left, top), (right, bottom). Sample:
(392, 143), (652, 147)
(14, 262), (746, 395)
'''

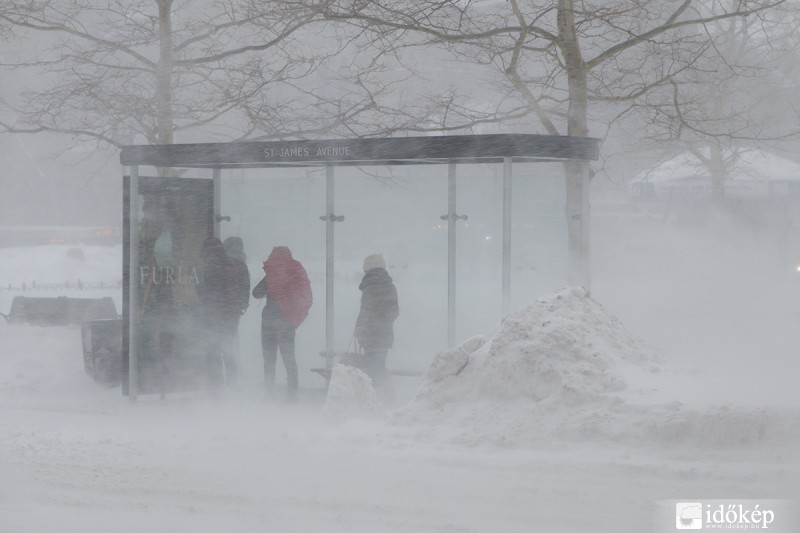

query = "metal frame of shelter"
(120, 134), (600, 400)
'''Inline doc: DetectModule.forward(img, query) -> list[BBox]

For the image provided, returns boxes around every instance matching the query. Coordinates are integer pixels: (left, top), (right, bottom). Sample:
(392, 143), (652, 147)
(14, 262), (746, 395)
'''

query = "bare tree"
(630, 1), (800, 201)
(0, 0), (349, 149)
(3, 1), (794, 279)
(315, 0), (788, 285)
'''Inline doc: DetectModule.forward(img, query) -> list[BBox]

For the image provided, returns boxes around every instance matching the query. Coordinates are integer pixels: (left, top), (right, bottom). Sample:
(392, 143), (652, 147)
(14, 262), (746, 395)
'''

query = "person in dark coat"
(252, 246), (312, 402)
(353, 254), (399, 397)
(197, 237), (239, 389)
(223, 236), (251, 317)
(223, 236), (251, 384)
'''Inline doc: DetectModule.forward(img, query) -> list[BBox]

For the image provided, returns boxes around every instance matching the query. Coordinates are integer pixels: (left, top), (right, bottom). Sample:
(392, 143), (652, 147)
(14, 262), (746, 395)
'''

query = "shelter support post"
(502, 157), (512, 316)
(326, 166), (334, 356)
(449, 163), (456, 347)
(127, 165), (139, 402)
(580, 161), (591, 291)
(213, 168), (221, 239)
(440, 162), (467, 348)
(322, 165), (341, 356)
(566, 161), (591, 291)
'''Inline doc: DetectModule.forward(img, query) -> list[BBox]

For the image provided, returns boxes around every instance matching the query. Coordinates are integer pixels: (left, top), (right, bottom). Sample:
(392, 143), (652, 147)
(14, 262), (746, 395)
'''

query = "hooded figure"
(222, 236), (251, 388)
(252, 246), (312, 401)
(223, 236), (251, 318)
(198, 237), (238, 321)
(354, 254), (399, 351)
(352, 254), (399, 400)
(197, 237), (239, 389)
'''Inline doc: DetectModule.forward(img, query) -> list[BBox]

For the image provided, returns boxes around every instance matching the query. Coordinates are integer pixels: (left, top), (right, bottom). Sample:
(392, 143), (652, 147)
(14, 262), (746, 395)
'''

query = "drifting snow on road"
(0, 246), (798, 532)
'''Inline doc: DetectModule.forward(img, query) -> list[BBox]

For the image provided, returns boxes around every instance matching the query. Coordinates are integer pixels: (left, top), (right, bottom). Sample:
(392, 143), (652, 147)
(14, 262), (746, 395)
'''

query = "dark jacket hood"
(224, 236), (247, 263)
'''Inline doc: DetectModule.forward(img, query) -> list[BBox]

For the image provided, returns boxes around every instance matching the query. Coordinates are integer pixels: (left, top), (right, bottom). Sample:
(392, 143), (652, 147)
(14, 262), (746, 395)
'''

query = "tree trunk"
(558, 0), (592, 289)
(156, 0), (174, 146)
(709, 141), (726, 203)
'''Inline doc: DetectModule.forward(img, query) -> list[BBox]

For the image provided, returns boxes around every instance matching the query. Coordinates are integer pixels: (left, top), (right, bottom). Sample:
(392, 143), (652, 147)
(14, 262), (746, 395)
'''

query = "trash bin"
(81, 319), (123, 386)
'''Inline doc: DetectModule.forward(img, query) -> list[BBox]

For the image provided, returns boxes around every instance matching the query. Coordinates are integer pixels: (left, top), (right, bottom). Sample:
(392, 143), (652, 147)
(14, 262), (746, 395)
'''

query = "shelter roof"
(120, 134), (600, 169)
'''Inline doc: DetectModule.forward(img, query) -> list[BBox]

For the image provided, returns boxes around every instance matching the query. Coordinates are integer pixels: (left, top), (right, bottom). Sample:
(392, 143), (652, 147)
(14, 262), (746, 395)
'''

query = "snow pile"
(395, 287), (794, 448)
(410, 287), (658, 407)
(322, 364), (384, 421)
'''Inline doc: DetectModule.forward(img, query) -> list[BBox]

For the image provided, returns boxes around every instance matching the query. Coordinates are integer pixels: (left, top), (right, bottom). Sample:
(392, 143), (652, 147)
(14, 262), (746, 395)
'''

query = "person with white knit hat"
(353, 253), (399, 402)
(362, 253), (386, 272)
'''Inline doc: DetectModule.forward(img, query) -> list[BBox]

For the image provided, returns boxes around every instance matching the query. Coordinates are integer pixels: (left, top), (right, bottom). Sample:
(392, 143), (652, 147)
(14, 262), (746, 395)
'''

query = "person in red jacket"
(252, 246), (312, 402)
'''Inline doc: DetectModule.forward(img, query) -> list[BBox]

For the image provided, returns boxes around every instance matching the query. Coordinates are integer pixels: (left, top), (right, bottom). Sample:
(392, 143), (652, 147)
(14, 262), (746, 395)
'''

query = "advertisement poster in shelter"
(123, 176), (214, 395)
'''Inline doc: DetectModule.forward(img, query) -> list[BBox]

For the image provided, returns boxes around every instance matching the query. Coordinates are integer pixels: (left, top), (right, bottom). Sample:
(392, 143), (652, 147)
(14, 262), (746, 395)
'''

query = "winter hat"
(363, 254), (386, 272)
(223, 236), (246, 262)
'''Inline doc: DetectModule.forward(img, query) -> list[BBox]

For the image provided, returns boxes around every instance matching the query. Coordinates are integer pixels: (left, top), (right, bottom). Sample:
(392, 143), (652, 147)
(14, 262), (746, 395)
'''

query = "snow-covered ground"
(1, 243), (798, 532)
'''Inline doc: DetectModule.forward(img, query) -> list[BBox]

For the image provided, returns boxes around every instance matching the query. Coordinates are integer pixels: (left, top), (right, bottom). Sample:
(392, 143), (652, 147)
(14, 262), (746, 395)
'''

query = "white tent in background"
(630, 149), (800, 200)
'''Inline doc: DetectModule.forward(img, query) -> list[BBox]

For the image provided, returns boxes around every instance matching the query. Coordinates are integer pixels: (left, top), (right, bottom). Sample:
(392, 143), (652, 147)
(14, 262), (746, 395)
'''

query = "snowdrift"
(395, 287), (797, 449)
(322, 364), (384, 420)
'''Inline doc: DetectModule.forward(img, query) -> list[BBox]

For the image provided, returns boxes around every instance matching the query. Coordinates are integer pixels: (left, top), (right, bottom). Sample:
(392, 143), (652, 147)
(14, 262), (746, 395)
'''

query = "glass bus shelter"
(120, 134), (600, 399)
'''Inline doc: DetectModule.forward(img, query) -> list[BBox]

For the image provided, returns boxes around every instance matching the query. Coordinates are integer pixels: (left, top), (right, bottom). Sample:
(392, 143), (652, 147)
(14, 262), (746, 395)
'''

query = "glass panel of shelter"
(218, 166), (328, 387)
(125, 161), (569, 396)
(213, 162), (568, 384)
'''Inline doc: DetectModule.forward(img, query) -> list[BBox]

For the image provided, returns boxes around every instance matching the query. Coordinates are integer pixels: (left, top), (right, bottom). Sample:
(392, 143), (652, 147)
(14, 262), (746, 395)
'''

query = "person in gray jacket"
(353, 254), (399, 397)
(222, 236), (251, 387)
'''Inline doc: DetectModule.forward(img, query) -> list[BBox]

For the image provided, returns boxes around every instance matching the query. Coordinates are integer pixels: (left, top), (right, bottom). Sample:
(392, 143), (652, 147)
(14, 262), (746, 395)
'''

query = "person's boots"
(286, 386), (298, 404)
(264, 365), (275, 400)
(224, 358), (238, 390)
(286, 356), (299, 403)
